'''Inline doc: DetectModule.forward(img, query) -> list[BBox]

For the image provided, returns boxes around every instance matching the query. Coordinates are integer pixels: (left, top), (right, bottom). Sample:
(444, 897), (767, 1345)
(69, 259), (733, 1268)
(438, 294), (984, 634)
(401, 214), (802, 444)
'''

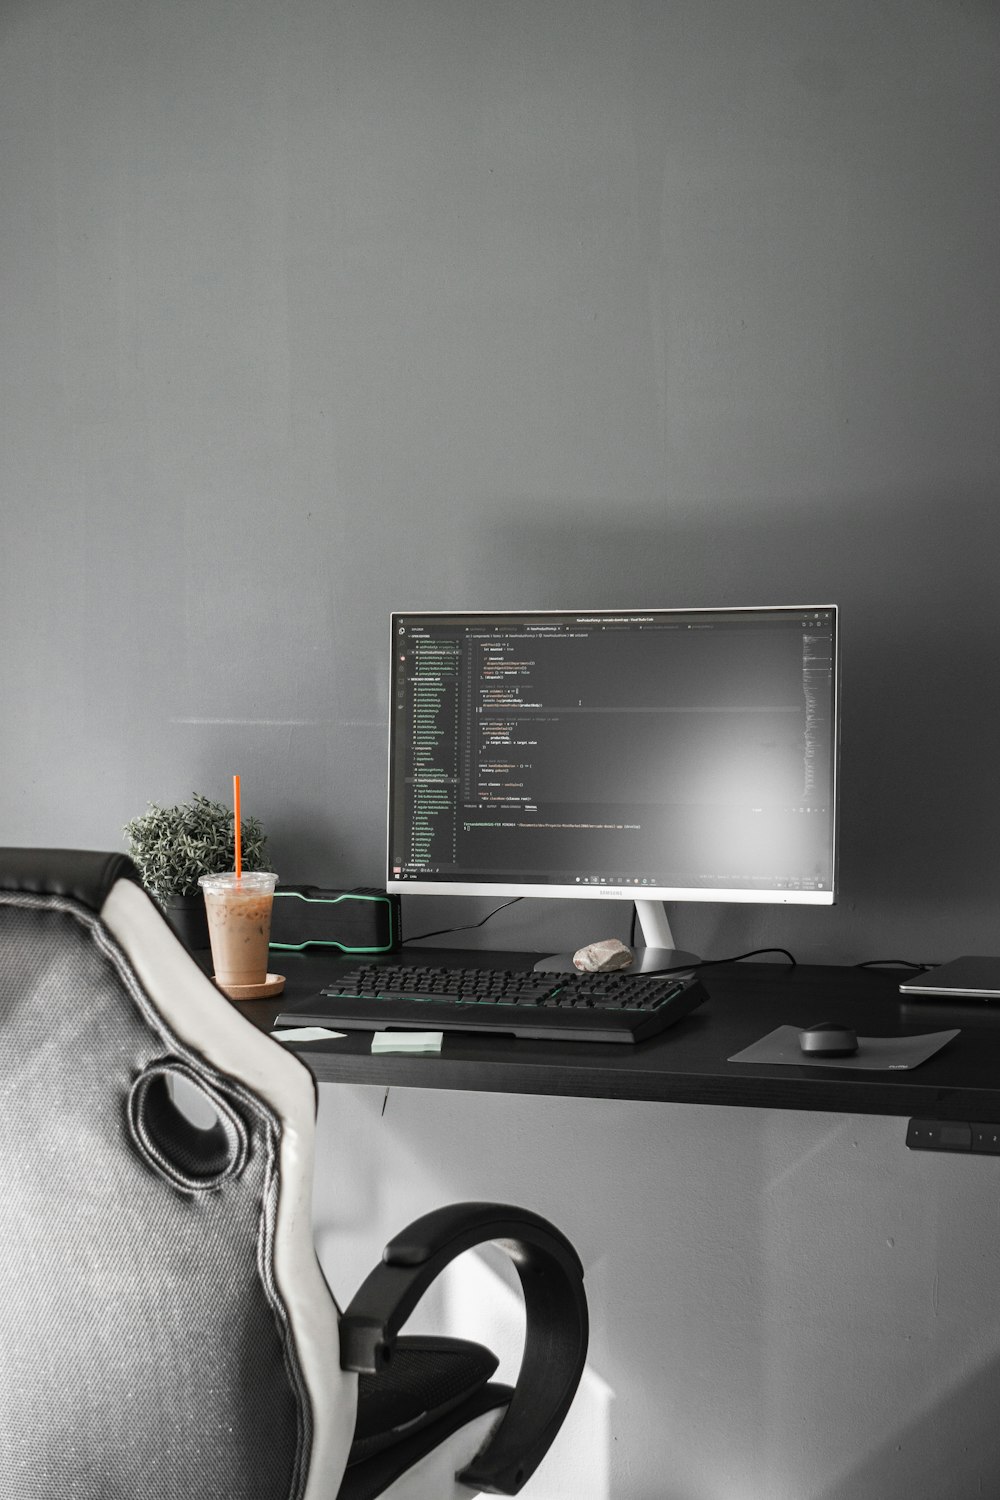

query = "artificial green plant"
(123, 793), (269, 899)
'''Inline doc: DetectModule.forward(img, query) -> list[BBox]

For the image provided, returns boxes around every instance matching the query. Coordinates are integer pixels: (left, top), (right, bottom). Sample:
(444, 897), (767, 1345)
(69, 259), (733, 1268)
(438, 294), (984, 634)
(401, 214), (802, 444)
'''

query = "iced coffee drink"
(199, 871), (276, 991)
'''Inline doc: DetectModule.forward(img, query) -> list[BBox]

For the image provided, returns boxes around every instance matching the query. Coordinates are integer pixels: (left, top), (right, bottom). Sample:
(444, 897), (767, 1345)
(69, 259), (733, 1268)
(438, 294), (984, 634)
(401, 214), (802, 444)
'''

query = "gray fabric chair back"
(0, 851), (351, 1500)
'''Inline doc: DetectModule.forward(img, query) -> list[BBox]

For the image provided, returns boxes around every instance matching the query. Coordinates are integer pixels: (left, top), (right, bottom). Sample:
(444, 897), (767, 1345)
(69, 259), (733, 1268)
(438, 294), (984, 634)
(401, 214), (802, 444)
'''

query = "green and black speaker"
(269, 886), (400, 955)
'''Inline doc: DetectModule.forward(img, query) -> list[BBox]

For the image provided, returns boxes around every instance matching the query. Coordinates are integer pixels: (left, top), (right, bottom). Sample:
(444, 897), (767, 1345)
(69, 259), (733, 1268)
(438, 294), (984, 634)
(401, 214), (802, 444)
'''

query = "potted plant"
(123, 793), (270, 950)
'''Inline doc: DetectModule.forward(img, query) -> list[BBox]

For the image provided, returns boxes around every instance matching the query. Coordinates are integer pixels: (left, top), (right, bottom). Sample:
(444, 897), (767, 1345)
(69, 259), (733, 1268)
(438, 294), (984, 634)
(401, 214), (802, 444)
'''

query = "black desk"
(259, 949), (1000, 1126)
(260, 949), (1000, 1498)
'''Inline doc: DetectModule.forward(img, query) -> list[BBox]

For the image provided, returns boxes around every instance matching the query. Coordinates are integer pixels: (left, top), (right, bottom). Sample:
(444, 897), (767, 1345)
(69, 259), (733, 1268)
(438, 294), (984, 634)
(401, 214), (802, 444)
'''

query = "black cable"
(626, 900), (794, 969)
(405, 899), (796, 968)
(696, 947), (797, 969)
(854, 959), (930, 971)
(404, 896), (523, 945)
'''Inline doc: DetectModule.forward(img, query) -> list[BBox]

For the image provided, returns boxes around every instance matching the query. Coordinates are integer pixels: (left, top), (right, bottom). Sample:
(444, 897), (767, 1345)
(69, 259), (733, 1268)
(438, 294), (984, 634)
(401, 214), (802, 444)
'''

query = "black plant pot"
(159, 893), (211, 952)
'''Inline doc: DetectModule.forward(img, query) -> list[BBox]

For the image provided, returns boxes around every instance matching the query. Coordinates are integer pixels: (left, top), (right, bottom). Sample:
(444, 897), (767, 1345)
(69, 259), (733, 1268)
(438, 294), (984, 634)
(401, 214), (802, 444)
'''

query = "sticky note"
(272, 1026), (347, 1043)
(371, 1031), (444, 1054)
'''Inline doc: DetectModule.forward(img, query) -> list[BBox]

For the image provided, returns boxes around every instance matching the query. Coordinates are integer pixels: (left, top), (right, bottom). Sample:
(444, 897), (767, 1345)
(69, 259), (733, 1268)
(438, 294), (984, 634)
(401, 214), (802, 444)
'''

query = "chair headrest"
(0, 848), (141, 913)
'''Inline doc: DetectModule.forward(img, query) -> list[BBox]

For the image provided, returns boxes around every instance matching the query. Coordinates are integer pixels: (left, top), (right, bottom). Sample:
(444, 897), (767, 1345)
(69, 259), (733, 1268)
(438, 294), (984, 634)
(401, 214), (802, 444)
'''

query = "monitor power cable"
(403, 897), (524, 945)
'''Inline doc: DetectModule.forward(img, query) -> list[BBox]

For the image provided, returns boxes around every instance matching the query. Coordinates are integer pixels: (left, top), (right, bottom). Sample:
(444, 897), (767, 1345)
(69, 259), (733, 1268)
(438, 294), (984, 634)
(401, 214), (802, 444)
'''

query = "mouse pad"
(728, 1025), (960, 1071)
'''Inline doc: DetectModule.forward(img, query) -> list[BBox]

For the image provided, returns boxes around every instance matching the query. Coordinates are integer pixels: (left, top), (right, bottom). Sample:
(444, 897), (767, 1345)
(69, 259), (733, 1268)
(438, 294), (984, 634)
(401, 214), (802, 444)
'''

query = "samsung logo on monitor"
(599, 887), (625, 897)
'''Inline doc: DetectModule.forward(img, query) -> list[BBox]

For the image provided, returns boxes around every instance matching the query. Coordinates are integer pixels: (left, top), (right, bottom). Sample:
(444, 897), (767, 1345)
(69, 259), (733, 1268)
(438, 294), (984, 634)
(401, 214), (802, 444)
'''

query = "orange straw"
(233, 773), (242, 880)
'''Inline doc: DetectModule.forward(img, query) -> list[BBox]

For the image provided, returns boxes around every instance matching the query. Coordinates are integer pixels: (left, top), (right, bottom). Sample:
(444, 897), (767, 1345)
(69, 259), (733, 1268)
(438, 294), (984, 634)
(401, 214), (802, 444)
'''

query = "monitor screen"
(387, 606), (838, 906)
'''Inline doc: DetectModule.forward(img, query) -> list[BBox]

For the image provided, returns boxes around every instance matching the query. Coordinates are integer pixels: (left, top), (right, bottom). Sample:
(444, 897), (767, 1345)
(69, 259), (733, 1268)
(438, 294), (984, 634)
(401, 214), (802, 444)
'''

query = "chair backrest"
(0, 849), (355, 1500)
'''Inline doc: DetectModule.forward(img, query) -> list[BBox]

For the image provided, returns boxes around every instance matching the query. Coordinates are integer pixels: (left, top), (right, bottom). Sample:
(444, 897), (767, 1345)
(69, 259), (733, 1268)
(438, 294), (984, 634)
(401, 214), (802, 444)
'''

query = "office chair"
(0, 849), (588, 1500)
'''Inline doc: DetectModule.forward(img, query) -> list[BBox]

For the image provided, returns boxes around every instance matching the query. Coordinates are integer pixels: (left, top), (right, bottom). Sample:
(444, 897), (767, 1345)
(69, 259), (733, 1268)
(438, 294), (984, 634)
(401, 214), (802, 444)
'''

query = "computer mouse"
(798, 1021), (858, 1057)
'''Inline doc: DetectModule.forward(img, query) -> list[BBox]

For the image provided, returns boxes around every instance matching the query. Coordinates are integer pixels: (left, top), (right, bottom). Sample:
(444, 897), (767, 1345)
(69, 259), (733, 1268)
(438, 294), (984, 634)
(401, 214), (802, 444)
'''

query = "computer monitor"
(387, 606), (838, 969)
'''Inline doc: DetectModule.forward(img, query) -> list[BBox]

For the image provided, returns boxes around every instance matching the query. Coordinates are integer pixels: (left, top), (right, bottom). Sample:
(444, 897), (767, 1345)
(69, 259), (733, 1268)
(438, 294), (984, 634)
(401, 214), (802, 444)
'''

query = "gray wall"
(3, 2), (1000, 1496)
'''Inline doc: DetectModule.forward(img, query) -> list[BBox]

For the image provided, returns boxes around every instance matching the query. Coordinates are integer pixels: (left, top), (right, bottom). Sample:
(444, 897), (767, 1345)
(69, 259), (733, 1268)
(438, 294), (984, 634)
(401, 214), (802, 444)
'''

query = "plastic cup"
(199, 871), (277, 991)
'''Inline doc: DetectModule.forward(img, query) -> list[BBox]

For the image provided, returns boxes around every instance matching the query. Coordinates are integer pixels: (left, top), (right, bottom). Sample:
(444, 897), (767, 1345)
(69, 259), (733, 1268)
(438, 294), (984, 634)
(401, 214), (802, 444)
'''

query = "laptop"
(899, 956), (1000, 999)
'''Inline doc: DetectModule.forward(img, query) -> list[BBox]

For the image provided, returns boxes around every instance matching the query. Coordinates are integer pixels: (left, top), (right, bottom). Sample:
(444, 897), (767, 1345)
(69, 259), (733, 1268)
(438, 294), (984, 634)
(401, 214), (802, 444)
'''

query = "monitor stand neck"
(533, 899), (701, 975)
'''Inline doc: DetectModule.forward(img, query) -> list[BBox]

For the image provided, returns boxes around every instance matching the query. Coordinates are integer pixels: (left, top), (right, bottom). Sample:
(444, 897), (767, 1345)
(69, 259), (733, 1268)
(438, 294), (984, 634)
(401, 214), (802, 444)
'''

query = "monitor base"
(533, 946), (701, 976)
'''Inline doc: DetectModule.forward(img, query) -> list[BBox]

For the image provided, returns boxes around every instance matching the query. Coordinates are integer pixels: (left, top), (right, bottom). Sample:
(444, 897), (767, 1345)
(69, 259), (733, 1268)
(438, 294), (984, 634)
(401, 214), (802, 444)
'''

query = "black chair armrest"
(339, 1202), (588, 1495)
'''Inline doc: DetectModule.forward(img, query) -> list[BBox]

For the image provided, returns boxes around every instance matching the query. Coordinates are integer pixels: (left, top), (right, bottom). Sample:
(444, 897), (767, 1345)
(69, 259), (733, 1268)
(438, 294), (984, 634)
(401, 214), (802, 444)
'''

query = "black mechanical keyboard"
(274, 963), (708, 1044)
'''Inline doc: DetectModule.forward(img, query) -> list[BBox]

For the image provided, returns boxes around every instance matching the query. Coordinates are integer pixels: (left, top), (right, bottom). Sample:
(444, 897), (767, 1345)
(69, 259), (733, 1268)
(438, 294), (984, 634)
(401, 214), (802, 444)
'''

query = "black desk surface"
(246, 947), (1000, 1121)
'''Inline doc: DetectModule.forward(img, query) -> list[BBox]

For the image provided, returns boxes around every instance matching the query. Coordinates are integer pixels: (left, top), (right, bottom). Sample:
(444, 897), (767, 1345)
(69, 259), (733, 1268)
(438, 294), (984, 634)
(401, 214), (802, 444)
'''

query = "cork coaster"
(214, 972), (286, 1001)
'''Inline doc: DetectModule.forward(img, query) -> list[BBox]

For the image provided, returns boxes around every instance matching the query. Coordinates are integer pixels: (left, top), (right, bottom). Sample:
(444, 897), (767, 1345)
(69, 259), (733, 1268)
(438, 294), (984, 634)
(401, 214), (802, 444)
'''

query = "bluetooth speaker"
(269, 886), (400, 954)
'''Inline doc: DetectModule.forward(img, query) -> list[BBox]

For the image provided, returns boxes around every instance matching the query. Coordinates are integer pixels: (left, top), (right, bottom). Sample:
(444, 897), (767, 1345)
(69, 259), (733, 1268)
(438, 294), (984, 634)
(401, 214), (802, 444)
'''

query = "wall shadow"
(815, 1341), (1000, 1500)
